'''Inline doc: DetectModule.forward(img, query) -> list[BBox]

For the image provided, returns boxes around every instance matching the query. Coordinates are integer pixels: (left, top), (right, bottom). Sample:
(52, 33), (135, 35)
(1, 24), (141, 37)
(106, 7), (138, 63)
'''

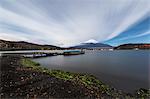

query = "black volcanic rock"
(70, 43), (112, 49)
(0, 39), (61, 51)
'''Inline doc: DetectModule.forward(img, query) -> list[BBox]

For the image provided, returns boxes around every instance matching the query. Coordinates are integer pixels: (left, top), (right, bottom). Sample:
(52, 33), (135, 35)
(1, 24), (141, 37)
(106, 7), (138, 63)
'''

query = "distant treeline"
(0, 39), (62, 51)
(114, 44), (150, 50)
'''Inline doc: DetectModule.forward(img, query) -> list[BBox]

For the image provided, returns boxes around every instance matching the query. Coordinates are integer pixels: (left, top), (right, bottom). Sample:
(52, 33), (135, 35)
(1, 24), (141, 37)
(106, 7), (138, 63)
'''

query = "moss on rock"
(21, 58), (150, 98)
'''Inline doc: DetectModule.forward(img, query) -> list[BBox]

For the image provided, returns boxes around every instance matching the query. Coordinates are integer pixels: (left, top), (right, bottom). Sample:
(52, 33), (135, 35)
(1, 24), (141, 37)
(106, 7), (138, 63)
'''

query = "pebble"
(37, 87), (40, 89)
(91, 91), (94, 94)
(68, 91), (71, 93)
(1, 93), (4, 96)
(61, 87), (64, 89)
(10, 62), (13, 65)
(10, 93), (13, 96)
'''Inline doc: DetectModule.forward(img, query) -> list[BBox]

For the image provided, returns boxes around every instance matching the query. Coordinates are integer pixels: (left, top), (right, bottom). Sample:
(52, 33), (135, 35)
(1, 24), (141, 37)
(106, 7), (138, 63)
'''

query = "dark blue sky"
(104, 16), (150, 46)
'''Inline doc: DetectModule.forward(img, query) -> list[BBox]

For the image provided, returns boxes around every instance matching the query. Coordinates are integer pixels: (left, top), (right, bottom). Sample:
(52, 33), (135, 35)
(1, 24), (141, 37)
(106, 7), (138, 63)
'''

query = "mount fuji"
(70, 39), (112, 49)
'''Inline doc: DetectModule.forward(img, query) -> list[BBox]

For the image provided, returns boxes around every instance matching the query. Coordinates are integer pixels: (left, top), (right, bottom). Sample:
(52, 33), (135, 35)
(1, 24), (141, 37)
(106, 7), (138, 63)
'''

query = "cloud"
(117, 31), (150, 41)
(0, 32), (29, 41)
(0, 0), (149, 46)
(106, 0), (150, 40)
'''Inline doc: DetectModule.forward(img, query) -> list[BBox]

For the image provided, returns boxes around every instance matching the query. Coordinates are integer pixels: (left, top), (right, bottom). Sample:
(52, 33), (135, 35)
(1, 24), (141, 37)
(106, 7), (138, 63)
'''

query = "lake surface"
(32, 50), (150, 93)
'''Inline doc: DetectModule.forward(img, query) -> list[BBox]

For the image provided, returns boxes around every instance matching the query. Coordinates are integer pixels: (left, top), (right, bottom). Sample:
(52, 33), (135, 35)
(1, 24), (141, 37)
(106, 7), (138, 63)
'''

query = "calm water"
(32, 50), (150, 93)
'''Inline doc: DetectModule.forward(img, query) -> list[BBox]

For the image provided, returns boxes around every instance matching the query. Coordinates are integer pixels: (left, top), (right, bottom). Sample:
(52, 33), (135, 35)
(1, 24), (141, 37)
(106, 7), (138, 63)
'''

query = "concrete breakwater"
(23, 52), (59, 58)
(0, 50), (63, 58)
(0, 50), (85, 58)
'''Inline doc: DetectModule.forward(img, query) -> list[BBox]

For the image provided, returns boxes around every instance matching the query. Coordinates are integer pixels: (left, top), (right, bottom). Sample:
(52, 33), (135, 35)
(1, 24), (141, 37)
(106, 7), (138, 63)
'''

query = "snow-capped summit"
(70, 39), (112, 48)
(84, 39), (98, 44)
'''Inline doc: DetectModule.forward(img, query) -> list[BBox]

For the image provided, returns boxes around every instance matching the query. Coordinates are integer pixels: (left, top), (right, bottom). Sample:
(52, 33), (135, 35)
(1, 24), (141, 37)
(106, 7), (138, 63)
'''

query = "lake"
(32, 50), (150, 93)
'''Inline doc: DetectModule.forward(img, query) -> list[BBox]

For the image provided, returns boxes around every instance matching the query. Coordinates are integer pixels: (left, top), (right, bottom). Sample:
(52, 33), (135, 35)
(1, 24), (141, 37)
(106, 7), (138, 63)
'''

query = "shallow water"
(32, 50), (150, 93)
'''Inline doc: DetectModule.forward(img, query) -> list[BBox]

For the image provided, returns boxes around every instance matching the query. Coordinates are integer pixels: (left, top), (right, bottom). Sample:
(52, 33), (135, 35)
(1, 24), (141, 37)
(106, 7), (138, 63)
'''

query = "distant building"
(84, 47), (113, 50)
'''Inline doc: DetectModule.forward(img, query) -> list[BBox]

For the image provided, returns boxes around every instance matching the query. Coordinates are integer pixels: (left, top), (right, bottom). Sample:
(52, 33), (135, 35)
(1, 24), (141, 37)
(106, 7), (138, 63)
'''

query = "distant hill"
(70, 43), (112, 49)
(114, 43), (150, 50)
(0, 39), (61, 51)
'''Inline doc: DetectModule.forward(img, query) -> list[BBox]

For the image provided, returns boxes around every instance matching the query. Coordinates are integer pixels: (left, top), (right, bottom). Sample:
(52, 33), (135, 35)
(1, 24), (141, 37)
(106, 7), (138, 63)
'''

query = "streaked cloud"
(105, 16), (150, 45)
(115, 31), (150, 41)
(0, 0), (149, 46)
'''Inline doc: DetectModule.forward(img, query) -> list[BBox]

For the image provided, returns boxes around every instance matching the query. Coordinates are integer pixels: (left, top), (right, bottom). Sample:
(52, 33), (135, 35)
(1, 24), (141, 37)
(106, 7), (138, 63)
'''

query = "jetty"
(0, 50), (85, 58)
(63, 50), (85, 56)
(0, 50), (61, 58)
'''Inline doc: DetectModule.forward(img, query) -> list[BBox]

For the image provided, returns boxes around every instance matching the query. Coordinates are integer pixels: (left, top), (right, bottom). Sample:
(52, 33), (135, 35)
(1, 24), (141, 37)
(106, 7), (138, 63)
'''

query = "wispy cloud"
(0, 0), (149, 46)
(116, 31), (150, 41)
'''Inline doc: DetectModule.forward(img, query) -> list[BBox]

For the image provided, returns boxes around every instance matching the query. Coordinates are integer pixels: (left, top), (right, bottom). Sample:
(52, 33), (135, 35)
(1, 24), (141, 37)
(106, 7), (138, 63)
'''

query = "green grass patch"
(21, 58), (150, 98)
(21, 58), (104, 87)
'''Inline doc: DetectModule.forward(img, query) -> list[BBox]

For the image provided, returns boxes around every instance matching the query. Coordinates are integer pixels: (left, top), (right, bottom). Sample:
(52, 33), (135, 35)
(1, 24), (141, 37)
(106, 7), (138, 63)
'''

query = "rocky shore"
(0, 54), (149, 98)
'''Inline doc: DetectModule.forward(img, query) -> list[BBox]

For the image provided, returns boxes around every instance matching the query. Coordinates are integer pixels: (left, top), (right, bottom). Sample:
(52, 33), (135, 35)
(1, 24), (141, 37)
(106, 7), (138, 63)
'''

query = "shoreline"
(0, 55), (149, 98)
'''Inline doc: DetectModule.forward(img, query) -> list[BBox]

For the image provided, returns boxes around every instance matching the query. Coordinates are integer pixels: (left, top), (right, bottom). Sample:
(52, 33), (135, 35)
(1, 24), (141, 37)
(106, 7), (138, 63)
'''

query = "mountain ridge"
(114, 43), (150, 49)
(70, 42), (112, 49)
(0, 39), (150, 50)
(0, 39), (61, 51)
